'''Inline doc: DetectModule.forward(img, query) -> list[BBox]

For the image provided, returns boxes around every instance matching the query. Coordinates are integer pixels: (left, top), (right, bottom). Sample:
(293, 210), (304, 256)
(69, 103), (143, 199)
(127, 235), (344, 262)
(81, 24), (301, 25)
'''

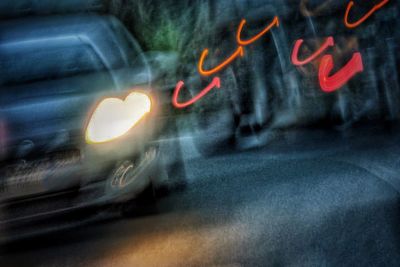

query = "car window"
(0, 39), (106, 86)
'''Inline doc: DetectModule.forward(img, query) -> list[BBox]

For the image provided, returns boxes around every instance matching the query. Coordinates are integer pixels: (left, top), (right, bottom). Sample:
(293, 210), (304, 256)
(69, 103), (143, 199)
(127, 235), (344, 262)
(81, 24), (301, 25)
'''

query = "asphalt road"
(1, 128), (400, 266)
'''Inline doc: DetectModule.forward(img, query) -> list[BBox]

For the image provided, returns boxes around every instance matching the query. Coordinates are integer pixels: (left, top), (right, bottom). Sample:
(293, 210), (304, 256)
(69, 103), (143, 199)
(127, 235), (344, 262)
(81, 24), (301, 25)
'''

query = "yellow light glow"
(85, 92), (152, 144)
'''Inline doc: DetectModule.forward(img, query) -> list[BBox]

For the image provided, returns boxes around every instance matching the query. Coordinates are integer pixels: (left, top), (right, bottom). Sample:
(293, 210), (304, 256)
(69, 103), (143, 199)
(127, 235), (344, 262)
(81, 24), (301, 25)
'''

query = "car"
(0, 11), (185, 241)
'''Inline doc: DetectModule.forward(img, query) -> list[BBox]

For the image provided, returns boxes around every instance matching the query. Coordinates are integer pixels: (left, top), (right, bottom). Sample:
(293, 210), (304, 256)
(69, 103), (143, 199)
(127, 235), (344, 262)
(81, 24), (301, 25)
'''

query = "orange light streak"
(344, 0), (390, 29)
(236, 16), (280, 46)
(198, 47), (245, 76)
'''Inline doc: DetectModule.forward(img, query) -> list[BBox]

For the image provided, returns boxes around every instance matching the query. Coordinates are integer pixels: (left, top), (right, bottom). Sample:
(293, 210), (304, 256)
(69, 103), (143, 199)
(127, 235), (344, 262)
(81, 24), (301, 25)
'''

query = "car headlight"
(85, 91), (152, 144)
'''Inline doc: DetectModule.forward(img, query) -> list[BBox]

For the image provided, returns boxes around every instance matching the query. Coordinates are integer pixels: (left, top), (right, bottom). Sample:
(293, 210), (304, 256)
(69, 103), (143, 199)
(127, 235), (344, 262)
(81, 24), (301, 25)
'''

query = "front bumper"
(0, 143), (160, 243)
(0, 103), (163, 226)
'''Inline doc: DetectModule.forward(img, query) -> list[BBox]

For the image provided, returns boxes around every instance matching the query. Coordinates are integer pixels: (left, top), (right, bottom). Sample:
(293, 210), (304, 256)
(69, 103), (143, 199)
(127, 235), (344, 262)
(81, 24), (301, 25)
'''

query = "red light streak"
(172, 77), (221, 108)
(171, 2), (384, 109)
(291, 37), (335, 66)
(198, 47), (245, 76)
(236, 16), (280, 46)
(344, 0), (390, 29)
(318, 52), (364, 93)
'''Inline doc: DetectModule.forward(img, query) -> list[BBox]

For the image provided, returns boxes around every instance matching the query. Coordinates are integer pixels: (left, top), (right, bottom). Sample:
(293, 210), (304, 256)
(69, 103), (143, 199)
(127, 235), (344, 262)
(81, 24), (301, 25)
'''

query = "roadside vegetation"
(108, 0), (212, 68)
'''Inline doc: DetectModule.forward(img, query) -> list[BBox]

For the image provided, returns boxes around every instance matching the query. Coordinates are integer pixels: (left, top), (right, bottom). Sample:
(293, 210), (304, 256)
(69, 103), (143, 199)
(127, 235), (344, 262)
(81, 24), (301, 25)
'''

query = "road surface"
(1, 128), (400, 266)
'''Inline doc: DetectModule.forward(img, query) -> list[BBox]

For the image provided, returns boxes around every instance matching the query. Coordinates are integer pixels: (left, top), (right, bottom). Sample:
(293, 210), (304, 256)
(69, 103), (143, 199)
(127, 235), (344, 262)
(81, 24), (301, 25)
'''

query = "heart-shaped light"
(86, 92), (152, 144)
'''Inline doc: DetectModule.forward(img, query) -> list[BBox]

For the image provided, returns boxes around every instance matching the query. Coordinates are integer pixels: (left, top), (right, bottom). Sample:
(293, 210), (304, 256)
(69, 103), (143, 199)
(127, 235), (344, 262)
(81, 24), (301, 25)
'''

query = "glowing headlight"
(85, 92), (152, 144)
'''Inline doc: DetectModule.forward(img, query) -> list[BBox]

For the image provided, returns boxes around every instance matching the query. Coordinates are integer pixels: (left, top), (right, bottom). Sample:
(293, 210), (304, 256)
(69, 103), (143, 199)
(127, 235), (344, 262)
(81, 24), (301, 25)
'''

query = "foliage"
(108, 0), (212, 64)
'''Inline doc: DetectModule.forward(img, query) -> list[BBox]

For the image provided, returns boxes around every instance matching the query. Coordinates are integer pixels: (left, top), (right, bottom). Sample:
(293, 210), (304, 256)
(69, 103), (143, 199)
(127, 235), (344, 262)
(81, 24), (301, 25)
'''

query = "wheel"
(121, 184), (158, 218)
(104, 153), (158, 217)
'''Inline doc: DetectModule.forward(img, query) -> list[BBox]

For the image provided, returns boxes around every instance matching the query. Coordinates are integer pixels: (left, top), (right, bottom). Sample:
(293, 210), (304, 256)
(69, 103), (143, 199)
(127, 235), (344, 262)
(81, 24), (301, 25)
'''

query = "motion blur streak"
(344, 0), (390, 28)
(198, 47), (244, 76)
(291, 37), (334, 66)
(319, 53), (364, 93)
(300, 0), (334, 17)
(236, 16), (280, 46)
(172, 77), (221, 108)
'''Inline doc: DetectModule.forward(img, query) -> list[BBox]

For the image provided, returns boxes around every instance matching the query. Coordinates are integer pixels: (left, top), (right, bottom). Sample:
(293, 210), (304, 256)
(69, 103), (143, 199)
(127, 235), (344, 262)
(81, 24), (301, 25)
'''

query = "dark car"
(0, 11), (185, 241)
